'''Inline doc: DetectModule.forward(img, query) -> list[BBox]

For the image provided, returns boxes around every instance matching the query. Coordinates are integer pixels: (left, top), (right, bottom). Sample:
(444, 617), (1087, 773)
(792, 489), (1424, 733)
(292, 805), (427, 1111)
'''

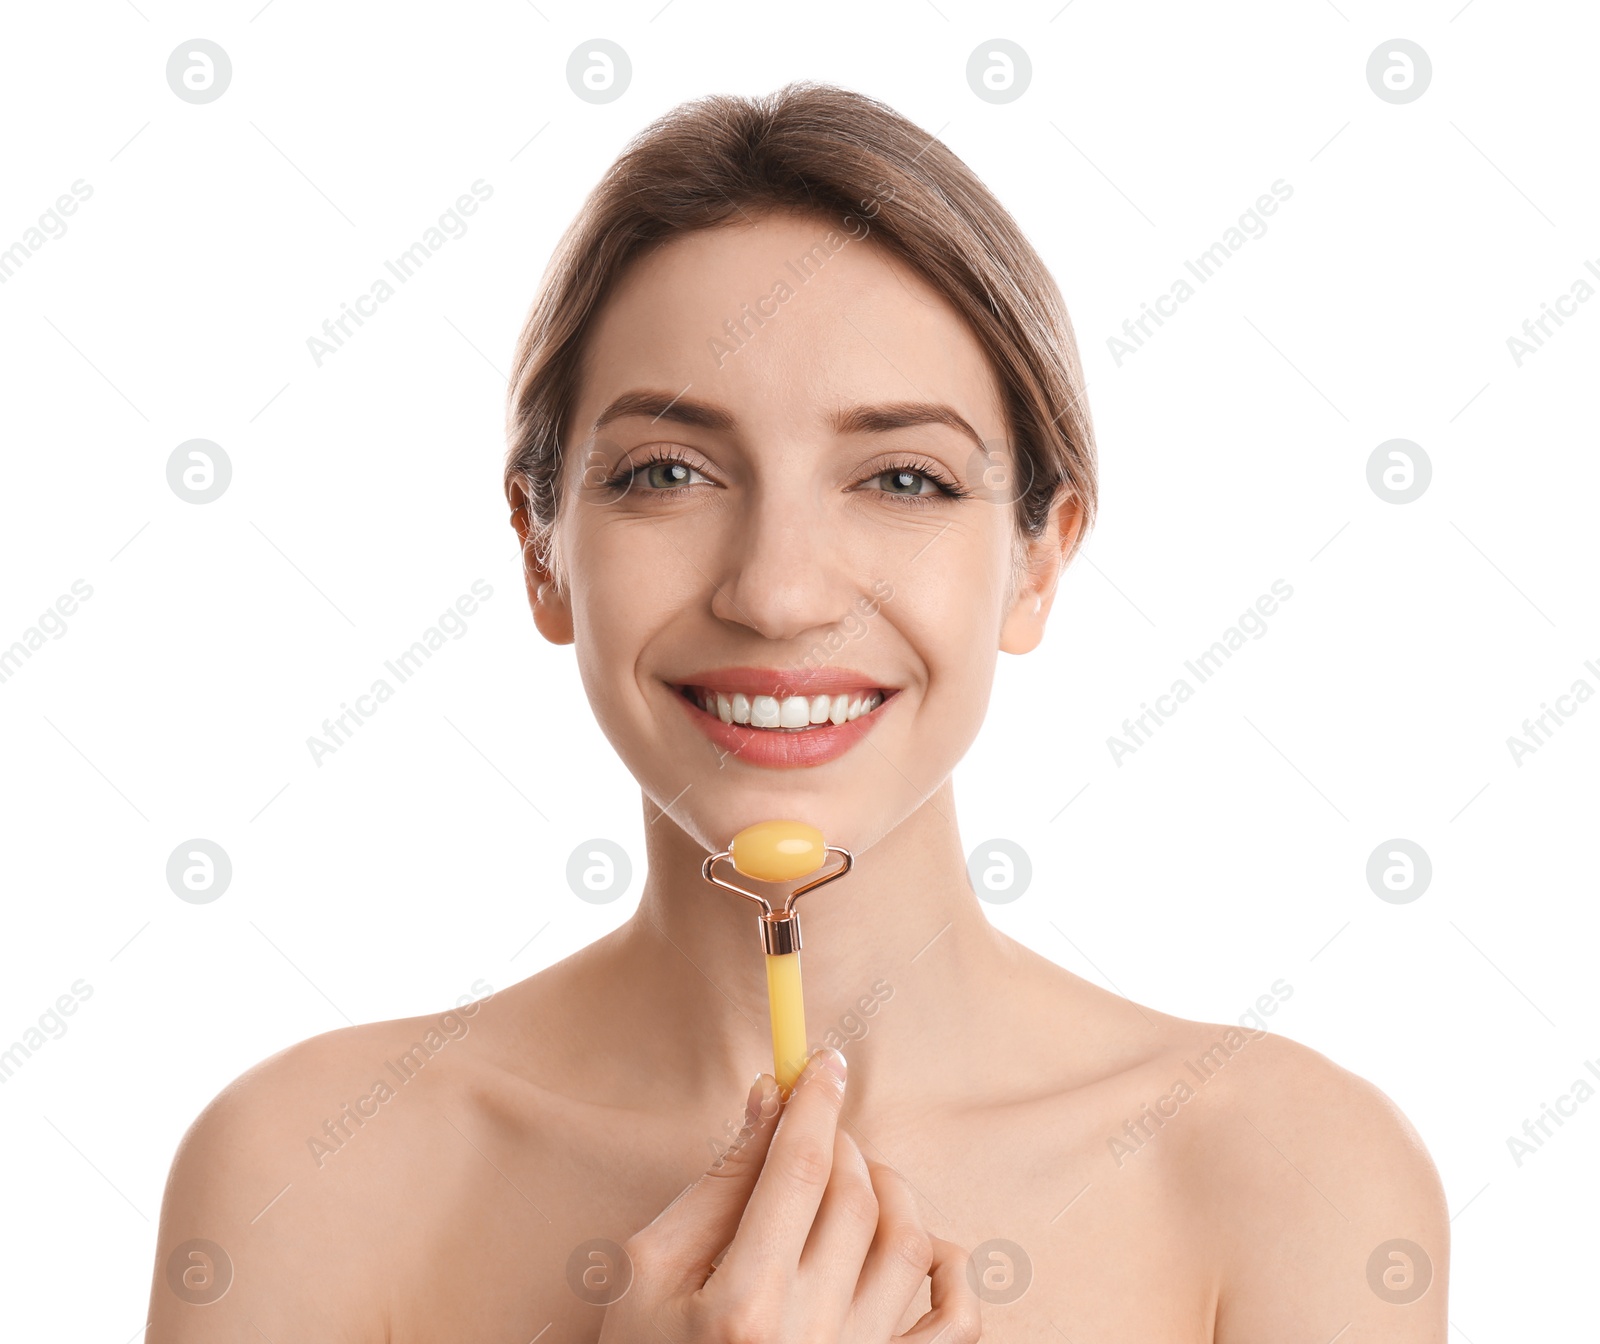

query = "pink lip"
(666, 680), (896, 769)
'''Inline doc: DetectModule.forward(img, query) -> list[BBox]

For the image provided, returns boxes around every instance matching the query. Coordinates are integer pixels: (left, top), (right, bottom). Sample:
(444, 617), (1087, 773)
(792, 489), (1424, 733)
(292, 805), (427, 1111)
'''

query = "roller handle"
(765, 949), (808, 1095)
(704, 819), (854, 1097)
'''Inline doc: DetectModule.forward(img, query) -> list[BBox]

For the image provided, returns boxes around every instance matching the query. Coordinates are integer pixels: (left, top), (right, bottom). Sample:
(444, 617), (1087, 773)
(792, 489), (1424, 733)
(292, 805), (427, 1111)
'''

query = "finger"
(718, 1046), (848, 1282)
(796, 1129), (879, 1322)
(632, 1072), (782, 1281)
(848, 1158), (933, 1340)
(895, 1237), (982, 1344)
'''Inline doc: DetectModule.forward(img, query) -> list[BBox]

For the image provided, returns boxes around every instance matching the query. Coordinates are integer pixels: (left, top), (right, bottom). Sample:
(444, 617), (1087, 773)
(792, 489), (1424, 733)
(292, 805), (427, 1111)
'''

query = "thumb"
(636, 1073), (782, 1278)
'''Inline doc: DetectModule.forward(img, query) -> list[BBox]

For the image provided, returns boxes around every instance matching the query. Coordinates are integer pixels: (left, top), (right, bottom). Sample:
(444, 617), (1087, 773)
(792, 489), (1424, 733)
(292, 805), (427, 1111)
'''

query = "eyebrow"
(590, 389), (988, 455)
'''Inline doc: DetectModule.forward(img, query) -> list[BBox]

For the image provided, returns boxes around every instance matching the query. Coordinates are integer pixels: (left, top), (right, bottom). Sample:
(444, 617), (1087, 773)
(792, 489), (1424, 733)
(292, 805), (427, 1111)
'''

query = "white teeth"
(688, 686), (884, 730)
(850, 691), (884, 721)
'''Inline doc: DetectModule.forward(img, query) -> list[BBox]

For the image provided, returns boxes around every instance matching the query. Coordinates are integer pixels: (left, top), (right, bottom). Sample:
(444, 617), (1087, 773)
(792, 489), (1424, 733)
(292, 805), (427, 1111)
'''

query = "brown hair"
(503, 80), (1097, 590)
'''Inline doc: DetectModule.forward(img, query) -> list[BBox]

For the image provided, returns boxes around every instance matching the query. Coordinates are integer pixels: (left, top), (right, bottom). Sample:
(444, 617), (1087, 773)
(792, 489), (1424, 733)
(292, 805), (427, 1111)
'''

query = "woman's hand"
(598, 1047), (981, 1343)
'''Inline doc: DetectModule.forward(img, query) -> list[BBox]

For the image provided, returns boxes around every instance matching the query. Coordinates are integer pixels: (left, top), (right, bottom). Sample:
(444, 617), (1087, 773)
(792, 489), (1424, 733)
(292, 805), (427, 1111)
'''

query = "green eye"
(861, 460), (970, 506)
(644, 460), (698, 489)
(876, 468), (934, 496)
(602, 452), (709, 494)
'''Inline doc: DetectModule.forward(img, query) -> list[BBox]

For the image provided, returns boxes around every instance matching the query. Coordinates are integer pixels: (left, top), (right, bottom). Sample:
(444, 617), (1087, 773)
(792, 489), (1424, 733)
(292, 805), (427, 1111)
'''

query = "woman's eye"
(870, 467), (940, 498)
(640, 459), (704, 490)
(609, 455), (708, 492)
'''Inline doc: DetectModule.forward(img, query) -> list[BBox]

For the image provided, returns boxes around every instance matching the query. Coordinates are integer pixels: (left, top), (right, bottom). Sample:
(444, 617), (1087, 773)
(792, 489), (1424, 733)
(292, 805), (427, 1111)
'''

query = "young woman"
(148, 83), (1448, 1342)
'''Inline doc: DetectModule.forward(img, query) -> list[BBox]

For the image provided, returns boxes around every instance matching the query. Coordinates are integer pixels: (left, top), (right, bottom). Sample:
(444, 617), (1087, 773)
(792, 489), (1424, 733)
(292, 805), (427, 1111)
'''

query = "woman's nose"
(706, 485), (858, 643)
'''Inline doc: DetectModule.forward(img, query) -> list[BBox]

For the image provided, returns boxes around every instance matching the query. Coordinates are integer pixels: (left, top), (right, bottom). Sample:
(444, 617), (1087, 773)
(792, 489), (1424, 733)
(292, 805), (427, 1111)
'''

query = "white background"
(1, 1), (1595, 1338)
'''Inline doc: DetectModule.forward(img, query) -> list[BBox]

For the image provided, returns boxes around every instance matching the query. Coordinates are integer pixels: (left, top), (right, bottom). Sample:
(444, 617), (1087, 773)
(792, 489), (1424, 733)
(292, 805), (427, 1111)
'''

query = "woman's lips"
(667, 682), (896, 769)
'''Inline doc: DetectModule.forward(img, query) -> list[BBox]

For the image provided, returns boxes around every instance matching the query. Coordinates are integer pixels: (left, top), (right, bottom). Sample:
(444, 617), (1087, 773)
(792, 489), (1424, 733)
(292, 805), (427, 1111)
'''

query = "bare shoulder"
(146, 994), (507, 1343)
(1161, 1021), (1450, 1341)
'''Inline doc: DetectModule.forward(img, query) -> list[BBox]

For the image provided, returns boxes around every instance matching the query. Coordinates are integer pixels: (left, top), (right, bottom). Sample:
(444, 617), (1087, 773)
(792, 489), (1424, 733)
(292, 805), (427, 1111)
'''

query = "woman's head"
(503, 82), (1097, 853)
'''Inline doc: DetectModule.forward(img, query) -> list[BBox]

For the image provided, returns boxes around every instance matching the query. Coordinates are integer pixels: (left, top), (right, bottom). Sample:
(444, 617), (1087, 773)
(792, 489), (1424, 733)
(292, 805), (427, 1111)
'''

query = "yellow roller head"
(729, 820), (826, 883)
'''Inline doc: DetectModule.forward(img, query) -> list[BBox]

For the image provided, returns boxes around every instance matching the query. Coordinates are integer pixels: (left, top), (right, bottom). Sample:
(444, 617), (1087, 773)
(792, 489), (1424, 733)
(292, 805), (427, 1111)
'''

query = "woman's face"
(521, 208), (1075, 855)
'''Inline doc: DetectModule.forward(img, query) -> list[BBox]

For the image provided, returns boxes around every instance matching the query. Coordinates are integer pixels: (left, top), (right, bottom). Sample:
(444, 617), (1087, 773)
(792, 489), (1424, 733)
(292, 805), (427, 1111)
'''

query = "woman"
(147, 83), (1448, 1341)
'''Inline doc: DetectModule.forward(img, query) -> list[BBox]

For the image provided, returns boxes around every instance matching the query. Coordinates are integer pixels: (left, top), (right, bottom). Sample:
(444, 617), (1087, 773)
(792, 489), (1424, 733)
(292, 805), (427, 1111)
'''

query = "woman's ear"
(509, 490), (575, 646)
(999, 489), (1084, 655)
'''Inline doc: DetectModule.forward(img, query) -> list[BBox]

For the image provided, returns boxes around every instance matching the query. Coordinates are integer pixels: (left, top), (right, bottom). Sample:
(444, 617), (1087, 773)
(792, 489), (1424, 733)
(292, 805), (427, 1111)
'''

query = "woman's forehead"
(575, 216), (1008, 443)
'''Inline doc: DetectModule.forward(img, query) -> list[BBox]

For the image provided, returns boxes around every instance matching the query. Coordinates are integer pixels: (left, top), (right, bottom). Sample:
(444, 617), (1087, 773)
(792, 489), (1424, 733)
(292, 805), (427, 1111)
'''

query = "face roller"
(701, 819), (854, 1096)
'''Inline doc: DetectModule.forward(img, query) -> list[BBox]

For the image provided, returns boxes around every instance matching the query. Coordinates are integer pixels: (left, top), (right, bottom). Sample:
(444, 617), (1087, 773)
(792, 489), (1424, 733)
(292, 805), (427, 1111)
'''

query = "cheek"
(894, 565), (1006, 747)
(893, 544), (1007, 666)
(567, 524), (698, 712)
(565, 558), (635, 697)
(569, 521), (682, 637)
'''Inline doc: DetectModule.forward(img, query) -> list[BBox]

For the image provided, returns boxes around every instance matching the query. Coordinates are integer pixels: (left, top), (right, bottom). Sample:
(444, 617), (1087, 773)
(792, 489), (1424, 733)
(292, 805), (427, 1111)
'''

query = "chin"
(664, 786), (894, 862)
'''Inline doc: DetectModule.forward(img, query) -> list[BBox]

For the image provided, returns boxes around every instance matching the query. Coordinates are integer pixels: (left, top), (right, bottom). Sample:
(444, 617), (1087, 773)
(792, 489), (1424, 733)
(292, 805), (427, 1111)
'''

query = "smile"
(677, 685), (887, 730)
(664, 668), (898, 769)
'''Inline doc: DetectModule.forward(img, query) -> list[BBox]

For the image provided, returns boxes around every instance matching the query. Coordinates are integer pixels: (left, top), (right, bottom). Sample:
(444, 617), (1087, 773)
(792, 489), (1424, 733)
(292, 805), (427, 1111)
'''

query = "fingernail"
(744, 1073), (772, 1123)
(818, 1046), (847, 1082)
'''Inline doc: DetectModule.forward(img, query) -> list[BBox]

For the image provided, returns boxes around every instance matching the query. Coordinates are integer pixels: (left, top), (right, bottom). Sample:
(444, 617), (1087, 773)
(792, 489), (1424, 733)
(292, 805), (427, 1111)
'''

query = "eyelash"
(599, 447), (973, 506)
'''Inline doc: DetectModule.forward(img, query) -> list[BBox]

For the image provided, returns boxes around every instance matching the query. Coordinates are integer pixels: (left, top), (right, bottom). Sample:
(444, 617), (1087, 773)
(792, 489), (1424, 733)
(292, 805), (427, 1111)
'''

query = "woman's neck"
(602, 778), (1023, 1115)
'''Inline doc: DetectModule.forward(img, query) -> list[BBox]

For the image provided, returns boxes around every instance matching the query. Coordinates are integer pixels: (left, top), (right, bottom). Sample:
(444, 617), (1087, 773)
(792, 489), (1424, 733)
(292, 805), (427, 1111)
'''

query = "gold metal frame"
(700, 844), (854, 954)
